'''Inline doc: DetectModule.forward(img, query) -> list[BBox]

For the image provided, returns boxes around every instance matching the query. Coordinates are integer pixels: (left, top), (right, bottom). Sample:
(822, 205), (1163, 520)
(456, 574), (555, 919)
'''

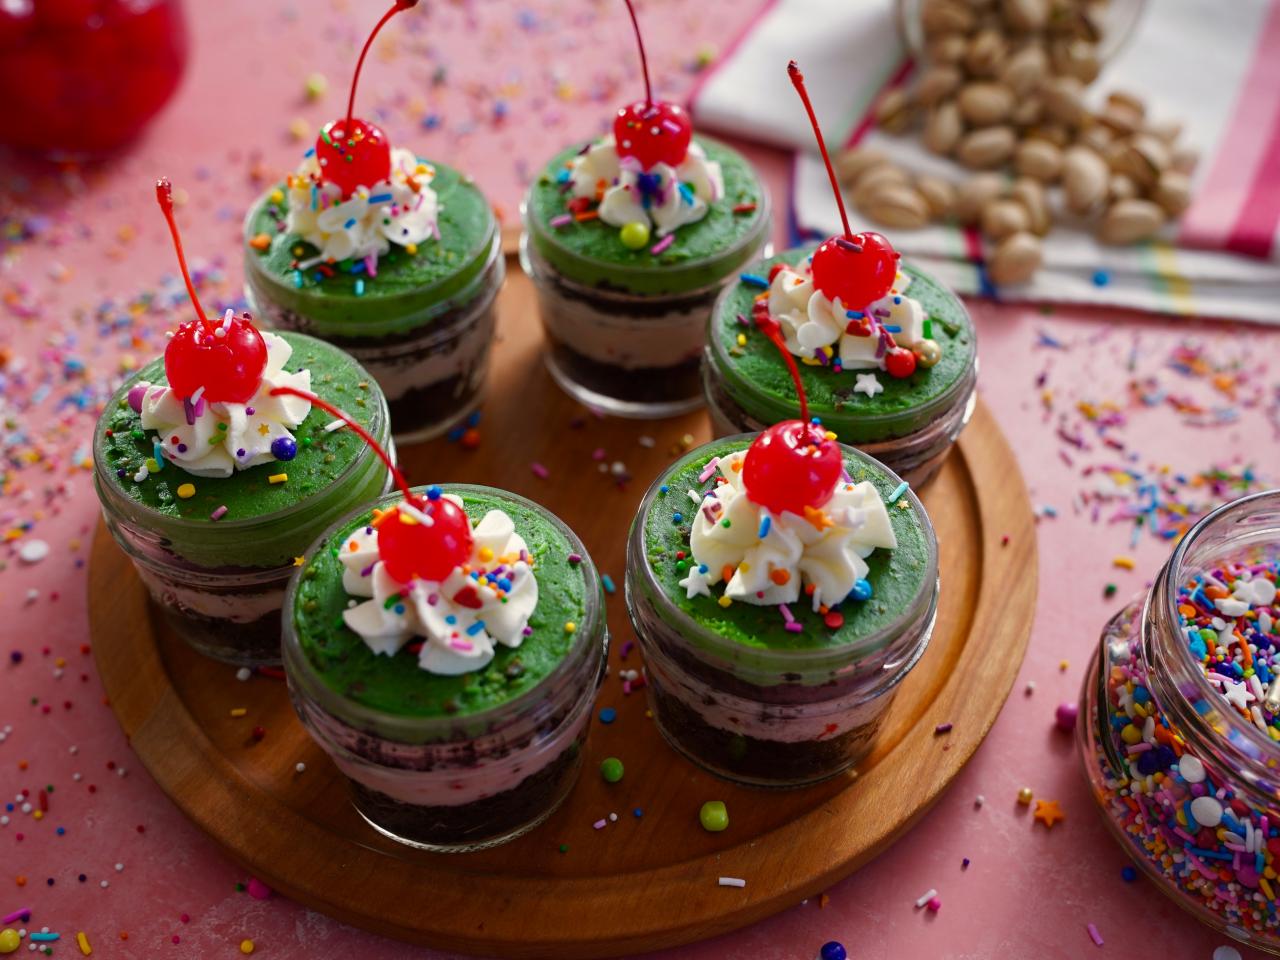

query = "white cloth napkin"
(691, 0), (1280, 322)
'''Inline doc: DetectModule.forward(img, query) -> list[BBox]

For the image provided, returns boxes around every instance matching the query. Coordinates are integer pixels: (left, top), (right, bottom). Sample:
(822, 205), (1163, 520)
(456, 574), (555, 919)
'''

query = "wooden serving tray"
(89, 254), (1037, 958)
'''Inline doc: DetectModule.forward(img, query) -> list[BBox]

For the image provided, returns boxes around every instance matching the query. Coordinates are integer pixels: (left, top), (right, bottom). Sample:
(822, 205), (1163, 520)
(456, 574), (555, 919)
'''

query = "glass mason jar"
(702, 353), (977, 489)
(625, 439), (940, 787)
(1078, 490), (1280, 953)
(284, 486), (609, 852)
(92, 341), (393, 666)
(245, 213), (504, 445)
(519, 160), (771, 419)
(896, 0), (1147, 64)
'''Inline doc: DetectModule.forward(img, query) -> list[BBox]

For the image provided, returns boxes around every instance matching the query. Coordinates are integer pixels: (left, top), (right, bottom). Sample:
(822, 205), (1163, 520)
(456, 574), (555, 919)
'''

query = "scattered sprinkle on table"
(717, 877), (746, 888)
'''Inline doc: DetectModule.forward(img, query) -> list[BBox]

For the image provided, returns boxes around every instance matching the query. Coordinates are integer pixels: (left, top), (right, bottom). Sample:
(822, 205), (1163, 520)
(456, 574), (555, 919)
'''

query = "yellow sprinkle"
(405, 242), (418, 255)
(736, 333), (746, 347)
(229, 708), (247, 718)
(564, 622), (576, 634)
(269, 188), (285, 205)
(268, 473), (288, 484)
(717, 595), (733, 608)
(32, 810), (43, 821)
(823, 430), (837, 441)
(240, 940), (255, 955)
(304, 72), (327, 99)
(145, 458), (160, 474)
(478, 547), (494, 563)
(293, 556), (306, 567)
(1059, 660), (1069, 672)
(289, 118), (310, 141)
(739, 562), (750, 573)
(1113, 555), (1136, 570)
(76, 931), (92, 956)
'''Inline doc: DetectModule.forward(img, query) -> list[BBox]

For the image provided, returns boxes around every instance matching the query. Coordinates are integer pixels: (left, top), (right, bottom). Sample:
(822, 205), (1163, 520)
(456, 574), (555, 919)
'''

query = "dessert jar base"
(702, 358), (978, 488)
(348, 732), (586, 852)
(520, 234), (759, 419)
(247, 241), (503, 443)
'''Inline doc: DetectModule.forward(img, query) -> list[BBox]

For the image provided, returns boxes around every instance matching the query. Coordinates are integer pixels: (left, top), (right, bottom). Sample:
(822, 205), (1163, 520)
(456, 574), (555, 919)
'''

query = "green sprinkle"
(699, 800), (729, 832)
(600, 757), (625, 783)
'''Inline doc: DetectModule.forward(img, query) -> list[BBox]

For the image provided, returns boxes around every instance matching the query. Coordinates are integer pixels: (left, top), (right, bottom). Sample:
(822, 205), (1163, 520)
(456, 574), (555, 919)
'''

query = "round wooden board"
(89, 253), (1037, 959)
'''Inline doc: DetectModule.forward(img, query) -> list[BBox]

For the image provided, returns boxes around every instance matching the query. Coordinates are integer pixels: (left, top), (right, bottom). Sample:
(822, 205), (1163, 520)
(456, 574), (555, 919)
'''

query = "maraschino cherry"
(788, 61), (898, 314)
(314, 0), (418, 198)
(156, 178), (267, 404)
(741, 315), (843, 518)
(268, 386), (473, 584)
(612, 0), (692, 170)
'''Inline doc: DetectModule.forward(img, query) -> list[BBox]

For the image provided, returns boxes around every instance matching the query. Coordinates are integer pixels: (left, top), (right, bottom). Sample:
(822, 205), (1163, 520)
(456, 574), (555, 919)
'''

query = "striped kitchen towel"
(690, 0), (1280, 322)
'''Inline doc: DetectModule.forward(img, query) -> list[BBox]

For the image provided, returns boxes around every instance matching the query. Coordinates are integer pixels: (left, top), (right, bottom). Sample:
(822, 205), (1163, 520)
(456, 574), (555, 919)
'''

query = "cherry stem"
(788, 60), (851, 240)
(155, 178), (215, 335)
(268, 386), (418, 507)
(623, 0), (653, 107)
(345, 0), (418, 133)
(756, 316), (810, 424)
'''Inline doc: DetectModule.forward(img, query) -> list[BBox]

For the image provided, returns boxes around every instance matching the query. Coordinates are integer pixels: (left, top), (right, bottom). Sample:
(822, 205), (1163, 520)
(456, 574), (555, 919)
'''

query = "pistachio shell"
(1153, 171), (1192, 217)
(916, 65), (964, 106)
(861, 184), (932, 230)
(988, 231), (1042, 285)
(921, 0), (976, 35)
(1097, 199), (1166, 245)
(1014, 139), (1062, 181)
(1062, 145), (1108, 215)
(953, 173), (1007, 224)
(956, 126), (1016, 168)
(981, 197), (1031, 240)
(1041, 76), (1086, 127)
(1011, 177), (1051, 234)
(835, 146), (891, 186)
(851, 164), (911, 209)
(1001, 0), (1048, 32)
(964, 28), (1007, 77)
(923, 101), (965, 155)
(874, 88), (916, 133)
(958, 82), (1015, 126)
(915, 175), (957, 218)
(1000, 44), (1048, 97)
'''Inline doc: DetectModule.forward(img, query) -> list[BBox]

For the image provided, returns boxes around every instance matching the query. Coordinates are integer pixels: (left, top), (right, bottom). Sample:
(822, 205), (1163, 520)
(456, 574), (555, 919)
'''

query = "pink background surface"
(2, 1), (1279, 957)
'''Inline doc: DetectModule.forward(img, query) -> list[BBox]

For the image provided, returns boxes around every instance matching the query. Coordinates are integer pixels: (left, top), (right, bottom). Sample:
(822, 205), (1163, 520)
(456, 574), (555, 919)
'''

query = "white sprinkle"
(1024, 680), (1036, 695)
(72, 774), (81, 782)
(114, 862), (124, 872)
(718, 877), (746, 888)
(295, 762), (306, 774)
(99, 880), (109, 888)
(132, 466), (149, 483)
(1, 816), (9, 826)
(68, 744), (77, 754)
(20, 803), (31, 814)
(190, 385), (205, 405)
(236, 667), (252, 682)
(609, 812), (618, 822)
(638, 435), (655, 448)
(915, 888), (938, 908)
(397, 501), (435, 527)
(1213, 946), (1243, 960)
(974, 795), (985, 808)
(17, 540), (49, 564)
(24, 589), (38, 603)
(323, 418), (346, 433)
(116, 767), (127, 778)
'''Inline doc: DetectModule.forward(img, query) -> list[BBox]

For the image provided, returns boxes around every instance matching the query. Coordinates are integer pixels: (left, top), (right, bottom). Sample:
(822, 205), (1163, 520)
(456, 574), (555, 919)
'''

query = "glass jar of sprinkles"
(1078, 489), (1280, 952)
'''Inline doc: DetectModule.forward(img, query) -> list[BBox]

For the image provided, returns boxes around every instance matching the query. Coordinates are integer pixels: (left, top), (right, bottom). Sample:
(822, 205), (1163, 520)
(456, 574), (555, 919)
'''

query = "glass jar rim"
(630, 434), (940, 677)
(242, 162), (500, 335)
(522, 134), (772, 284)
(92, 331), (390, 533)
(283, 483), (605, 737)
(706, 252), (978, 438)
(1154, 488), (1280, 761)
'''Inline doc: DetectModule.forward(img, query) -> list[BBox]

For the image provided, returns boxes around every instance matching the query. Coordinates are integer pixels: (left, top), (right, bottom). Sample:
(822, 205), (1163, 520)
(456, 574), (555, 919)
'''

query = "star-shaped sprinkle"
(1033, 799), (1065, 829)
(802, 505), (834, 531)
(1221, 678), (1255, 710)
(258, 423), (271, 436)
(679, 564), (712, 599)
(853, 373), (883, 398)
(293, 556), (306, 567)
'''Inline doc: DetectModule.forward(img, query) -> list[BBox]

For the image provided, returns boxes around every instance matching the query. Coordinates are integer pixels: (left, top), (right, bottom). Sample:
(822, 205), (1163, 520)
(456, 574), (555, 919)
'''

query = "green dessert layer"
(710, 246), (976, 444)
(94, 332), (390, 569)
(292, 490), (591, 718)
(244, 159), (497, 334)
(526, 136), (768, 296)
(641, 438), (931, 652)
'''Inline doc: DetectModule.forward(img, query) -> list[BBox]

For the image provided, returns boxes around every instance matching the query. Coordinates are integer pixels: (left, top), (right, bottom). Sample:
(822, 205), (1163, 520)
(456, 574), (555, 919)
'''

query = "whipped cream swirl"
(134, 331), (311, 479)
(768, 263), (927, 371)
(339, 502), (539, 676)
(287, 147), (439, 264)
(679, 451), (897, 609)
(568, 136), (724, 236)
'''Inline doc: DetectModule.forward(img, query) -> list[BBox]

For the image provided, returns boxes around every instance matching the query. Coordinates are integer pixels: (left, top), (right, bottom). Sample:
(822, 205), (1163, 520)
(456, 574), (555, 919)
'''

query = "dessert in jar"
(93, 180), (392, 666)
(519, 0), (769, 417)
(283, 405), (607, 851)
(703, 63), (976, 486)
(1079, 490), (1280, 953)
(625, 315), (938, 787)
(243, 0), (502, 443)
